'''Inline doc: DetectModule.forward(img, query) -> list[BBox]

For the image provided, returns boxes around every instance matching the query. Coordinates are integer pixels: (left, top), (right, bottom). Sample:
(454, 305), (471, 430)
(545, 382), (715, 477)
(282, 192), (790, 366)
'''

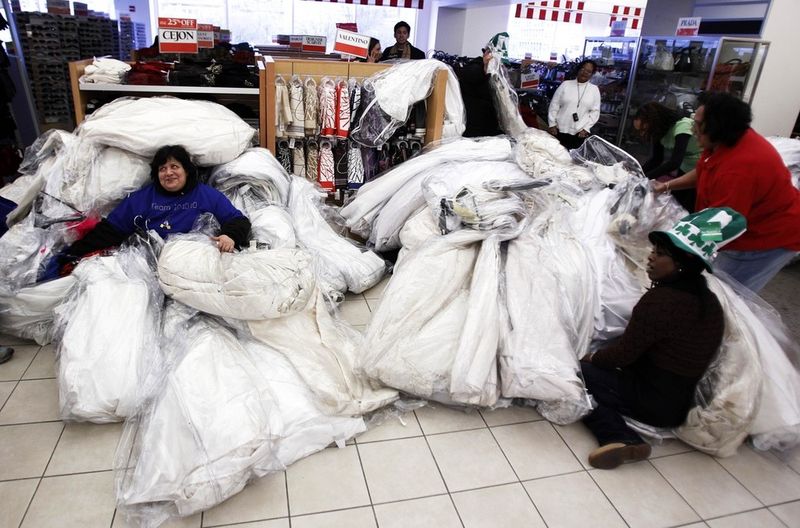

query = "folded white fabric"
(116, 314), (366, 526)
(287, 176), (385, 295)
(339, 137), (512, 240)
(249, 206), (296, 249)
(249, 290), (398, 417)
(209, 148), (292, 213)
(767, 136), (800, 189)
(79, 57), (131, 84)
(158, 237), (315, 320)
(0, 276), (76, 345)
(55, 251), (161, 423)
(78, 97), (256, 166)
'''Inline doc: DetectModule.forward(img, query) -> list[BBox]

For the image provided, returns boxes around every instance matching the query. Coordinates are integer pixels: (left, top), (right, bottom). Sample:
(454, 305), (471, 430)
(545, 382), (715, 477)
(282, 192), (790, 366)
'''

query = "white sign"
(289, 35), (304, 49)
(158, 17), (198, 54)
(302, 35), (327, 53)
(333, 28), (370, 59)
(197, 24), (214, 48)
(676, 17), (702, 36)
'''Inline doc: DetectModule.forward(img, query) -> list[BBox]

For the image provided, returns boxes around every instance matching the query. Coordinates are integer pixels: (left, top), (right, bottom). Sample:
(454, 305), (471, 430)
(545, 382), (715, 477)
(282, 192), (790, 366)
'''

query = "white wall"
(640, 0), (694, 36)
(460, 3), (509, 56)
(693, 0), (769, 20)
(750, 0), (800, 136)
(434, 6), (466, 54)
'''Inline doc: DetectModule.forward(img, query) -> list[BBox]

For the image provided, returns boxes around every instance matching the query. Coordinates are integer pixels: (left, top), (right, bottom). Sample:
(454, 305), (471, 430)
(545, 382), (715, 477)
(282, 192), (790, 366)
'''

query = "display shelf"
(583, 36), (640, 145)
(260, 56), (448, 156)
(78, 83), (259, 95)
(619, 36), (770, 151)
(69, 57), (267, 147)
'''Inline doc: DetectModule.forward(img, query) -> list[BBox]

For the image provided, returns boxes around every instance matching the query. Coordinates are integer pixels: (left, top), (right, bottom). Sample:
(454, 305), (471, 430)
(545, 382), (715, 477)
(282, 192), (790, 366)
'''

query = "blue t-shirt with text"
(107, 183), (243, 239)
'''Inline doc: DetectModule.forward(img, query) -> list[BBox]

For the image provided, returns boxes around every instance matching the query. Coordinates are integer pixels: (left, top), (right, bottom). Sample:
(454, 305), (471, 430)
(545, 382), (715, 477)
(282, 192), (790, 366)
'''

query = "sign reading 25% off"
(158, 18), (198, 54)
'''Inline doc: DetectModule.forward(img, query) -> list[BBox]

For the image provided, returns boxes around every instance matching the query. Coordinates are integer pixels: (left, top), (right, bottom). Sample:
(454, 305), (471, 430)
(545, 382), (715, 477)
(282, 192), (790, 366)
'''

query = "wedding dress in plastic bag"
(767, 136), (800, 189)
(77, 97), (256, 166)
(158, 234), (315, 320)
(54, 244), (162, 423)
(449, 236), (503, 406)
(0, 213), (65, 295)
(249, 290), (398, 416)
(486, 54), (527, 138)
(0, 276), (76, 344)
(339, 137), (512, 240)
(287, 176), (385, 295)
(360, 229), (485, 404)
(351, 60), (465, 146)
(571, 135), (645, 186)
(248, 206), (296, 249)
(115, 310), (365, 527)
(208, 148), (292, 212)
(369, 160), (530, 251)
(674, 276), (762, 456)
(500, 210), (595, 423)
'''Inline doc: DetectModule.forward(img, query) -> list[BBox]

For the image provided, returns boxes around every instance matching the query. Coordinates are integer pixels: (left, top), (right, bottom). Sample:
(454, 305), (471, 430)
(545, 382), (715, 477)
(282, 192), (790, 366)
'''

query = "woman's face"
(394, 26), (409, 45)
(577, 63), (594, 83)
(369, 44), (381, 62)
(647, 245), (679, 281)
(158, 156), (188, 193)
(633, 117), (649, 138)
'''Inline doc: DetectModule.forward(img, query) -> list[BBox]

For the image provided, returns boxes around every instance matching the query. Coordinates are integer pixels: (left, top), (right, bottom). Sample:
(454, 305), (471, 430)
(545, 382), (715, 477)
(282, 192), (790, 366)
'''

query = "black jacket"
(454, 57), (502, 137)
(380, 43), (425, 61)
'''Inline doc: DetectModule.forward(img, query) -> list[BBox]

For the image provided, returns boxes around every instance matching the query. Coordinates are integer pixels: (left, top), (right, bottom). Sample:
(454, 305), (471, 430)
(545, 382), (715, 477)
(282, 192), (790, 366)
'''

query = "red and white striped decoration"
(302, 0), (425, 8)
(515, 1), (585, 23)
(609, 5), (643, 30)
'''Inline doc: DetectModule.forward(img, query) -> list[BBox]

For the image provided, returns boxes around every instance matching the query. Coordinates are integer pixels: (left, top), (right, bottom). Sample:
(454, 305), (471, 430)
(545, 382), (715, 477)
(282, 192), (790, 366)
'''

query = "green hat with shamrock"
(485, 32), (510, 64)
(648, 207), (747, 272)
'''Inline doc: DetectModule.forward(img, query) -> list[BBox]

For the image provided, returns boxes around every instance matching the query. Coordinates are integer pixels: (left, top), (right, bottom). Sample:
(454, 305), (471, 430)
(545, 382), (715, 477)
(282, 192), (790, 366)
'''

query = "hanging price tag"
(197, 24), (214, 48)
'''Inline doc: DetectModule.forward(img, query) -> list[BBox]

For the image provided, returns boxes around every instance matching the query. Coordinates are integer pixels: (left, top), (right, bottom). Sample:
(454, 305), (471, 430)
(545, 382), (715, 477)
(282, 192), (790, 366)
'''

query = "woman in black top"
(580, 213), (732, 469)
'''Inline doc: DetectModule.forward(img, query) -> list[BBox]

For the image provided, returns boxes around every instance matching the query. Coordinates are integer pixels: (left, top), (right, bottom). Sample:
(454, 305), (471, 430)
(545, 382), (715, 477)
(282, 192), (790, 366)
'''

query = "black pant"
(556, 132), (586, 150)
(581, 361), (698, 446)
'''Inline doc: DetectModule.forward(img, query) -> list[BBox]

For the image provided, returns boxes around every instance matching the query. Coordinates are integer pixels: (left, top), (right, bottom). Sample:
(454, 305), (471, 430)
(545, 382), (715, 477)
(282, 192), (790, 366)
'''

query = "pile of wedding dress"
(54, 242), (163, 422)
(768, 135), (800, 189)
(115, 305), (367, 526)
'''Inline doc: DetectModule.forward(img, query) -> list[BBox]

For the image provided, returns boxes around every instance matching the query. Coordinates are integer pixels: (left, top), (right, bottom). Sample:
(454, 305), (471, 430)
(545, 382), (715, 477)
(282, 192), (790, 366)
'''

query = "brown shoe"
(588, 442), (651, 470)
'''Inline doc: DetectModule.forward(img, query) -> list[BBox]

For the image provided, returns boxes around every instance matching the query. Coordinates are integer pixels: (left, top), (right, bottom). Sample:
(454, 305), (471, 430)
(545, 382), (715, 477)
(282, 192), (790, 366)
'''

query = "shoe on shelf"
(0, 347), (14, 365)
(588, 442), (651, 470)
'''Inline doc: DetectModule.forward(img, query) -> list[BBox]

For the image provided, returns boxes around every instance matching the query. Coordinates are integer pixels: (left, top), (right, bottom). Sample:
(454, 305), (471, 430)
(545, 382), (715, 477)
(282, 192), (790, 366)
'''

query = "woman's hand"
(212, 234), (235, 253)
(577, 129), (589, 138)
(651, 180), (670, 194)
(548, 126), (558, 136)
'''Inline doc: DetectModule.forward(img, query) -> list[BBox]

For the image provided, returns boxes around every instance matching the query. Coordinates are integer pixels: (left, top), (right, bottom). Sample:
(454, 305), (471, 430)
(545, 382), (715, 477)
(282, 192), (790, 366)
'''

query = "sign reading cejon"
(158, 17), (198, 54)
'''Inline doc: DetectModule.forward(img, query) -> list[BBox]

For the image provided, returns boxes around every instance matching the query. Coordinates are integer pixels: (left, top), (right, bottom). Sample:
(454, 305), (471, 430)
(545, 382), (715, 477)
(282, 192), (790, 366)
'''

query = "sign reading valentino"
(158, 17), (198, 54)
(333, 28), (370, 59)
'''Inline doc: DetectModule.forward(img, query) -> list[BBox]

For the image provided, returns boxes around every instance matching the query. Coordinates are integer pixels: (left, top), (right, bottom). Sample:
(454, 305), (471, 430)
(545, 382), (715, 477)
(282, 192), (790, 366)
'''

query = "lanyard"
(576, 81), (589, 109)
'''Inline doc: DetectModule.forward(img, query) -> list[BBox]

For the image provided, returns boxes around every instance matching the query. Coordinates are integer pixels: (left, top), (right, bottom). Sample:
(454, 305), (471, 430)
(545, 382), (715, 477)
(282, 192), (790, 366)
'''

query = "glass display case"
(619, 36), (770, 156)
(583, 36), (641, 144)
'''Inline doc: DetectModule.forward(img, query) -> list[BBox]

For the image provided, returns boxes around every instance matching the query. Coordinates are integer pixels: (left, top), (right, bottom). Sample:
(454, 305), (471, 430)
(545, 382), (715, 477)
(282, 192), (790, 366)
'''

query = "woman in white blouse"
(547, 59), (601, 149)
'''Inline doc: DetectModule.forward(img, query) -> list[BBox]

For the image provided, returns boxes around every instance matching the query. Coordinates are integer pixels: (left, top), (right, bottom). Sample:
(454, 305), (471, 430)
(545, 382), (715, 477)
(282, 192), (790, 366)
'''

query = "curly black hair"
(634, 102), (681, 143)
(394, 21), (411, 34)
(150, 145), (198, 193)
(696, 92), (752, 147)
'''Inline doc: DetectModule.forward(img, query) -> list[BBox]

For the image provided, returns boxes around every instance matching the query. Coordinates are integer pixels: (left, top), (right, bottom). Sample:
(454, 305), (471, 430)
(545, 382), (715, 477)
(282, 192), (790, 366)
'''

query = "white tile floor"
(1, 276), (800, 528)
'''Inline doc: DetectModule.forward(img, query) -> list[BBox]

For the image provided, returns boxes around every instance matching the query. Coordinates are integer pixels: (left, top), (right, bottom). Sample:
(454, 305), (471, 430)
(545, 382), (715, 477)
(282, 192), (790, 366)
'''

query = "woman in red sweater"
(582, 208), (745, 469)
(653, 92), (800, 292)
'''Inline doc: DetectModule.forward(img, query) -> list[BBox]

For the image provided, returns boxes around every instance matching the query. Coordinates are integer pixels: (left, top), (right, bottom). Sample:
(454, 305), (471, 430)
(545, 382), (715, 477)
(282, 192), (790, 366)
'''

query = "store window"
(507, 0), (646, 61)
(14, 0), (116, 15)
(152, 0), (417, 51)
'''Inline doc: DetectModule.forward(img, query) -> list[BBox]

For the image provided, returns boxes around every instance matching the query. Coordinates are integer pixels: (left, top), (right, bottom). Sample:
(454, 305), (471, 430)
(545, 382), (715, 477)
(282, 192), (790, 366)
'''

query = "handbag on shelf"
(710, 59), (751, 91)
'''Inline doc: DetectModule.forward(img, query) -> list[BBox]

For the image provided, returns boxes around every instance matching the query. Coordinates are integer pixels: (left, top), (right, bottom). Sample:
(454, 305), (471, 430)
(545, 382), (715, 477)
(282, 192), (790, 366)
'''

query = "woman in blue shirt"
(53, 145), (250, 276)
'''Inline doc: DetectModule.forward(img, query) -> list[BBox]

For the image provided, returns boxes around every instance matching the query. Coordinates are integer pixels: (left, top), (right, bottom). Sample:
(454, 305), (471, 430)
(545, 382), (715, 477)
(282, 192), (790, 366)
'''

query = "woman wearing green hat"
(580, 207), (744, 469)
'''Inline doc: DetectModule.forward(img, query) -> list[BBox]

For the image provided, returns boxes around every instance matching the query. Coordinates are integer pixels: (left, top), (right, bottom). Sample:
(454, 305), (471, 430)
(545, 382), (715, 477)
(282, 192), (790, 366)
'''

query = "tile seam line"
(352, 436), (380, 528)
(483, 414), (550, 528)
(18, 421), (65, 528)
(417, 411), (466, 528)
